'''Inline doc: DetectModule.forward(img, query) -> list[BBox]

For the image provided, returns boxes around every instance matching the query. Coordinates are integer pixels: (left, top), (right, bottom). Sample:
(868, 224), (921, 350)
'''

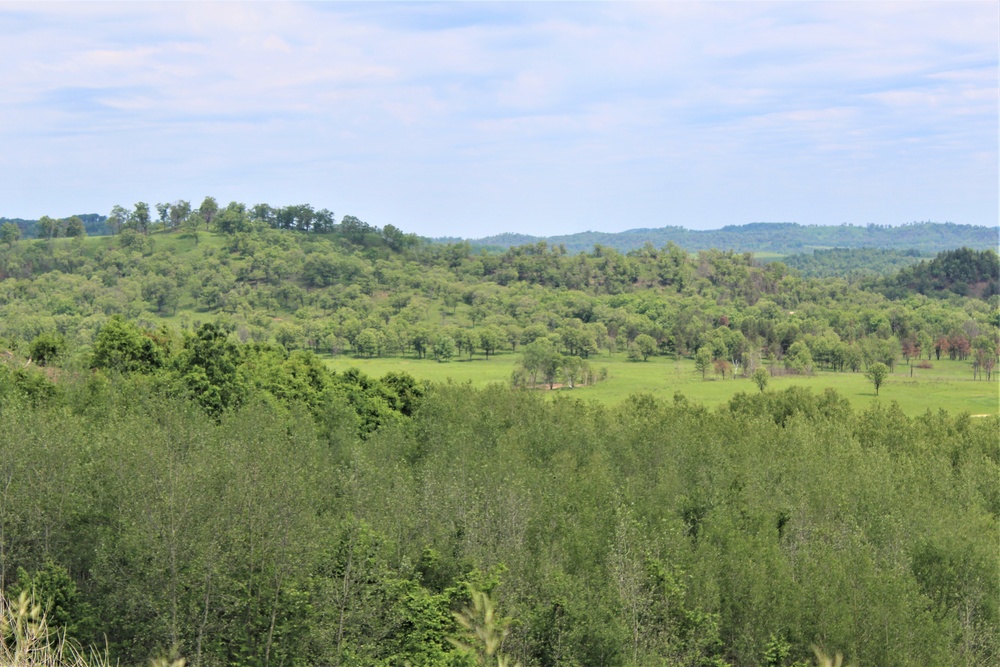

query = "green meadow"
(323, 352), (999, 417)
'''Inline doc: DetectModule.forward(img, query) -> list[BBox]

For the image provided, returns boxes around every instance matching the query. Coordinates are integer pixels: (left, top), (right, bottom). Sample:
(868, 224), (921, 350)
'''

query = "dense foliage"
(1, 199), (997, 666)
(1, 362), (997, 666)
(877, 248), (1000, 299)
(778, 248), (929, 280)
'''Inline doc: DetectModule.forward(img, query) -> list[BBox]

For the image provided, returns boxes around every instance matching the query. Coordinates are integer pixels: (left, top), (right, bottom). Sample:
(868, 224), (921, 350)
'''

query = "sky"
(0, 1), (996, 238)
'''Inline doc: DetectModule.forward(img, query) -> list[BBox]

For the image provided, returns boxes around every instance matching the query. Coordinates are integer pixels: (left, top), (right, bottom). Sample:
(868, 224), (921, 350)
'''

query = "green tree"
(478, 325), (504, 359)
(29, 332), (66, 366)
(916, 331), (934, 361)
(410, 326), (432, 359)
(182, 212), (204, 244)
(37, 215), (59, 240)
(174, 322), (247, 415)
(215, 202), (252, 234)
(561, 355), (593, 388)
(434, 335), (456, 362)
(141, 276), (180, 314)
(0, 221), (21, 246)
(752, 367), (769, 393)
(633, 333), (657, 361)
(864, 362), (889, 396)
(169, 200), (192, 232)
(107, 204), (129, 235)
(13, 560), (93, 640)
(63, 216), (86, 238)
(131, 202), (151, 235)
(354, 329), (383, 358)
(785, 340), (813, 375)
(199, 196), (219, 230)
(91, 316), (165, 374)
(155, 202), (171, 229)
(274, 322), (305, 350)
(455, 329), (480, 360)
(694, 346), (712, 380)
(520, 338), (562, 388)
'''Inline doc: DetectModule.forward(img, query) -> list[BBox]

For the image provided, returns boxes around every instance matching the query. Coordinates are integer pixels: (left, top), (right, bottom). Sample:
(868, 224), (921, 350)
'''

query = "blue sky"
(1, 1), (996, 237)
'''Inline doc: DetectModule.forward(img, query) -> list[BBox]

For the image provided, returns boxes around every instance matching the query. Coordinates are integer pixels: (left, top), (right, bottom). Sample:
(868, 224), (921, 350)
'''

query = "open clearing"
(322, 353), (999, 416)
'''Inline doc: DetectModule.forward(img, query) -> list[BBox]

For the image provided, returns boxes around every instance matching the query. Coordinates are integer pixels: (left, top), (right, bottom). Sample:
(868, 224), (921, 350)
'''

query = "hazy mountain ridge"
(449, 221), (998, 254)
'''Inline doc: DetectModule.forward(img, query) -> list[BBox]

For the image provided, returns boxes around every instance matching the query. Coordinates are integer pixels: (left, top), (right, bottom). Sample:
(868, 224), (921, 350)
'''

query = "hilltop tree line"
(3, 198), (420, 251)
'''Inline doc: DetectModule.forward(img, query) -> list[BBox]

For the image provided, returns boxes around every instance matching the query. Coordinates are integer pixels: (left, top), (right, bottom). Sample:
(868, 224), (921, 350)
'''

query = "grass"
(0, 590), (111, 667)
(322, 352), (1000, 417)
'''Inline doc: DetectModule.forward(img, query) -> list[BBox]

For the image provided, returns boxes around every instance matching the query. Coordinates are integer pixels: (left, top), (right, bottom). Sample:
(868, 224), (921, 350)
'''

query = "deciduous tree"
(865, 362), (889, 396)
(0, 221), (20, 247)
(694, 346), (712, 380)
(199, 196), (219, 230)
(752, 367), (769, 392)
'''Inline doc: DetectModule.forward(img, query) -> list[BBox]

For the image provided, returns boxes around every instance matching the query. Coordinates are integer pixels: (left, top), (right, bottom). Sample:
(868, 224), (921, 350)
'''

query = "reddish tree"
(713, 358), (732, 379)
(949, 334), (970, 361)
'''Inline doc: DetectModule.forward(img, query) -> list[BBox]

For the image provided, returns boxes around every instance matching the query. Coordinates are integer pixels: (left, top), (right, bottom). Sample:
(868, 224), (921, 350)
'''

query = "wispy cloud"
(0, 1), (995, 235)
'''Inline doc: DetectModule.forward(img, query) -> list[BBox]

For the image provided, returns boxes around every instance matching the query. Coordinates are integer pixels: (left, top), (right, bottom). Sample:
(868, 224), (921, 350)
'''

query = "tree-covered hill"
(459, 221), (998, 254)
(0, 197), (998, 667)
(0, 199), (996, 389)
(877, 247), (1000, 299)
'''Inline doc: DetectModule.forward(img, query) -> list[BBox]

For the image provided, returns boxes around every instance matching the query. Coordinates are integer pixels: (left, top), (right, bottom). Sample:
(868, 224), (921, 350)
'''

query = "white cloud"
(0, 1), (995, 235)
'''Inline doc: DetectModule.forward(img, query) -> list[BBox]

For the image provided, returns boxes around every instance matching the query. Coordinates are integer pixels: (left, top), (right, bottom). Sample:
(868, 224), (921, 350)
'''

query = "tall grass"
(0, 590), (110, 667)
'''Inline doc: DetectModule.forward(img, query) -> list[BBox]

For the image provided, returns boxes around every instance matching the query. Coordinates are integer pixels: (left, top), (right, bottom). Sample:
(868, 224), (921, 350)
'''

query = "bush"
(29, 333), (66, 366)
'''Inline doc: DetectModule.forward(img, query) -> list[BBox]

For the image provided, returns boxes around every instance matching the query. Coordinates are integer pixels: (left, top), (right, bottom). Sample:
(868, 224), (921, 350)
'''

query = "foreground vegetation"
(1, 369), (997, 667)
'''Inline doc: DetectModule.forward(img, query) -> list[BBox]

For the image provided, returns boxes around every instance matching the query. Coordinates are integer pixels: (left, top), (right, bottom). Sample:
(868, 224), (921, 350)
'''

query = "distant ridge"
(1, 213), (108, 238)
(443, 221), (998, 254)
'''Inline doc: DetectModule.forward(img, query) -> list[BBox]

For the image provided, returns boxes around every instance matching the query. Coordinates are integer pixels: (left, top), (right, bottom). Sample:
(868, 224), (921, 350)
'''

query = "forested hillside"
(460, 221), (998, 254)
(778, 248), (929, 279)
(877, 248), (1000, 299)
(1, 201), (996, 385)
(0, 199), (998, 667)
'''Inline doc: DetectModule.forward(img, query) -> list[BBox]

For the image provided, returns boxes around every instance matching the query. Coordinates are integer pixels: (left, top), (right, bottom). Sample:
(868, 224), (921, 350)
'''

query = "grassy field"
(322, 352), (1000, 417)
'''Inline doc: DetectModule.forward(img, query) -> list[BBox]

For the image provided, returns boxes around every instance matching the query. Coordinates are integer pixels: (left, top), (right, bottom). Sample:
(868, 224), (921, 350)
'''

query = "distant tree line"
(461, 221), (999, 254)
(1, 214), (99, 241)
